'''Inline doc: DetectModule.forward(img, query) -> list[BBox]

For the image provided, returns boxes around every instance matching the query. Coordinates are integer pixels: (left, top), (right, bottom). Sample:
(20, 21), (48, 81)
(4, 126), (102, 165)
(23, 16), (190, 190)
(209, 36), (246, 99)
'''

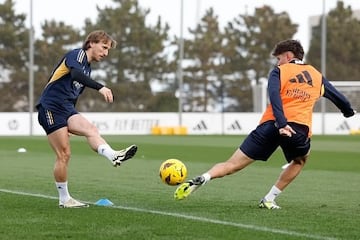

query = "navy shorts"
(37, 103), (78, 135)
(240, 121), (311, 162)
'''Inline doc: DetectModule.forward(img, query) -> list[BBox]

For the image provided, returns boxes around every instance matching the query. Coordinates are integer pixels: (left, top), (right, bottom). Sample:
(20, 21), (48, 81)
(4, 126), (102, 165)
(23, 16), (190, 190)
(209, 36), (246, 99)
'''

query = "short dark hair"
(272, 39), (304, 60)
(82, 30), (117, 50)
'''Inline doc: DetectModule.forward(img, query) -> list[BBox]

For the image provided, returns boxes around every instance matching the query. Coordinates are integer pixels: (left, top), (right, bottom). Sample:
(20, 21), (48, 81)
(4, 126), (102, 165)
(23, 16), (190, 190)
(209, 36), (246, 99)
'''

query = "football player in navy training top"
(37, 30), (138, 208)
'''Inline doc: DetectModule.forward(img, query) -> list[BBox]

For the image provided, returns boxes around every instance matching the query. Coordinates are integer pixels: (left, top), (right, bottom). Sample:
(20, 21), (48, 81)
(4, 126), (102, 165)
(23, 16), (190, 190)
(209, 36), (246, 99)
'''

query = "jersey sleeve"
(65, 49), (104, 90)
(322, 77), (355, 117)
(268, 67), (288, 128)
(65, 49), (86, 70)
(70, 68), (103, 90)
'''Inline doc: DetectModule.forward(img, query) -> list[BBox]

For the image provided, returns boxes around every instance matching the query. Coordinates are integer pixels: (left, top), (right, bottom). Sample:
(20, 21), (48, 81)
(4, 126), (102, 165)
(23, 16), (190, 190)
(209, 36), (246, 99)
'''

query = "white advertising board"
(0, 112), (358, 136)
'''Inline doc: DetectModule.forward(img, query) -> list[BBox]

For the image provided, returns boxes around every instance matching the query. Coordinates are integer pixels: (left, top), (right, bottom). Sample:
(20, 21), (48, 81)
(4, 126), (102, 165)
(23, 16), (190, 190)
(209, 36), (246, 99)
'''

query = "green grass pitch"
(0, 135), (359, 240)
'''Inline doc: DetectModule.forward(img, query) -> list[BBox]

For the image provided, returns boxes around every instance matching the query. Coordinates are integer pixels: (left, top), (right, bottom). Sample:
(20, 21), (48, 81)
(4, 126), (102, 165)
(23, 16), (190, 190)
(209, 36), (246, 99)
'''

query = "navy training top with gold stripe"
(37, 48), (90, 110)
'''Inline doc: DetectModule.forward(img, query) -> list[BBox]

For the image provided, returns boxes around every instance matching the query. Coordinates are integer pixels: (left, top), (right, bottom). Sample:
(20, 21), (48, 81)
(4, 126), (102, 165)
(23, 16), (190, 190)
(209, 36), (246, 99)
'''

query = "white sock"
(202, 173), (211, 184)
(97, 144), (115, 161)
(264, 185), (282, 201)
(56, 181), (71, 203)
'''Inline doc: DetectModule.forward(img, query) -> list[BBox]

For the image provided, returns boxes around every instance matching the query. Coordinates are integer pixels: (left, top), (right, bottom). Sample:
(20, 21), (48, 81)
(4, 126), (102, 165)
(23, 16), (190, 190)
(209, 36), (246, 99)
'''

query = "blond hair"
(82, 30), (117, 50)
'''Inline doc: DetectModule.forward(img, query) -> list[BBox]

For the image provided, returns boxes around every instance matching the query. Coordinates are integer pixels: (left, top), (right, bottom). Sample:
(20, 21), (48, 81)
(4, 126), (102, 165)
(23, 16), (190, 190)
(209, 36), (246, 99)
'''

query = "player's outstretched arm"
(99, 87), (114, 103)
(322, 77), (355, 117)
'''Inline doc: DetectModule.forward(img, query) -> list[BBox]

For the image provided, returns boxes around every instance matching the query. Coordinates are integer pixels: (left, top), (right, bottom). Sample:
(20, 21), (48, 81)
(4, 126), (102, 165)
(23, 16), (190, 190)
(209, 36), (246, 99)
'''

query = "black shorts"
(240, 121), (311, 162)
(37, 103), (78, 135)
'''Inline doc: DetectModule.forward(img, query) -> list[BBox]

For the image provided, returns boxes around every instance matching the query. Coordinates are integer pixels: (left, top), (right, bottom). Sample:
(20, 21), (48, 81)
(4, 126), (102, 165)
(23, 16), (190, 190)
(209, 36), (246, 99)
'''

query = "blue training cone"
(95, 198), (114, 206)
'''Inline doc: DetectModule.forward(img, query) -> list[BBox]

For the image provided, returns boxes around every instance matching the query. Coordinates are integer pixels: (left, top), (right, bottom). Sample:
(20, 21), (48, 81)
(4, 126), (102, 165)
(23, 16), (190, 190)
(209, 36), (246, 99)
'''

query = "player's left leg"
(175, 121), (279, 201)
(174, 149), (254, 200)
(47, 127), (89, 208)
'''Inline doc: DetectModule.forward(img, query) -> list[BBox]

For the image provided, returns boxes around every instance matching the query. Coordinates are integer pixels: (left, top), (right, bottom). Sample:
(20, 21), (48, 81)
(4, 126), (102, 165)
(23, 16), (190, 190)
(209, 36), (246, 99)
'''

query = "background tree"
(221, 5), (298, 111)
(219, 17), (252, 112)
(177, 8), (224, 112)
(0, 0), (29, 111)
(4, 1), (359, 113)
(307, 1), (360, 81)
(307, 1), (360, 113)
(81, 0), (173, 112)
(234, 5), (298, 85)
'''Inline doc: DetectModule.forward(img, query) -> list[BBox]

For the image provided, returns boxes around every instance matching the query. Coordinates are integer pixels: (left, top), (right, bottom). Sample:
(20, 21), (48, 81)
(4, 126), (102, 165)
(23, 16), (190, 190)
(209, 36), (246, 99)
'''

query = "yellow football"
(159, 159), (187, 186)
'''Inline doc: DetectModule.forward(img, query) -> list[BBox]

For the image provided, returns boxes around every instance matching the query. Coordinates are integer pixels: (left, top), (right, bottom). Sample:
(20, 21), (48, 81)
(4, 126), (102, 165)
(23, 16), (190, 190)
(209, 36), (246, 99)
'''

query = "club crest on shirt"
(73, 80), (84, 90)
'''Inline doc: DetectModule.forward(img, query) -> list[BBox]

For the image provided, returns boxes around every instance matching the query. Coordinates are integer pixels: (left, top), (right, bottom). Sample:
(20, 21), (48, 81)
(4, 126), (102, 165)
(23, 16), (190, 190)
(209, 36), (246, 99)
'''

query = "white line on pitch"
(0, 188), (336, 240)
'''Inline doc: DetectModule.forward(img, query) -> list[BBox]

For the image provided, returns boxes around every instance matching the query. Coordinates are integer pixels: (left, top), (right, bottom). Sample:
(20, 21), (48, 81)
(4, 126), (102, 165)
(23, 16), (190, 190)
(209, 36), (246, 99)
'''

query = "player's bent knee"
(293, 156), (307, 165)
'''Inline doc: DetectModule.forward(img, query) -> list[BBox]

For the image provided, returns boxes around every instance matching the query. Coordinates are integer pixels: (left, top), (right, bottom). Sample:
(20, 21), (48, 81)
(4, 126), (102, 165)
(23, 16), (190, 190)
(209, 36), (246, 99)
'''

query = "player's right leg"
(258, 198), (281, 209)
(258, 125), (310, 209)
(67, 114), (138, 167)
(111, 144), (138, 166)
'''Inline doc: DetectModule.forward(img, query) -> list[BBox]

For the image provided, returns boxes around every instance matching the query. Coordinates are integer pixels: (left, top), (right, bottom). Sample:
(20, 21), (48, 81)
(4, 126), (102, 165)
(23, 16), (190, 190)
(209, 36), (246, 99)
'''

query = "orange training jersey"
(260, 63), (324, 132)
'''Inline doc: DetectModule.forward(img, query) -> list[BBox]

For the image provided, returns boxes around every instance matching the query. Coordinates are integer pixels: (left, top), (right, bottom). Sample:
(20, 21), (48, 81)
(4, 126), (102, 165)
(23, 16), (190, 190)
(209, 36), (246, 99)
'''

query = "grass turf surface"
(0, 135), (359, 240)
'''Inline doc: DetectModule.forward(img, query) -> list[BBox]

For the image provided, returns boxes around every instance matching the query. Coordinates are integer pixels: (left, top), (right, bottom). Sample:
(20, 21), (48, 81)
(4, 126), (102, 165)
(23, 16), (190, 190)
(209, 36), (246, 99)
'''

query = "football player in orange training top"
(37, 30), (138, 208)
(174, 39), (356, 209)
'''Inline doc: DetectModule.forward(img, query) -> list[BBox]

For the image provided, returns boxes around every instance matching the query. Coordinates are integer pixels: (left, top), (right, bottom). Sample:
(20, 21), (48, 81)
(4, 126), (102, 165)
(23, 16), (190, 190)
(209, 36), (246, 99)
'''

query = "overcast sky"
(10, 0), (360, 51)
